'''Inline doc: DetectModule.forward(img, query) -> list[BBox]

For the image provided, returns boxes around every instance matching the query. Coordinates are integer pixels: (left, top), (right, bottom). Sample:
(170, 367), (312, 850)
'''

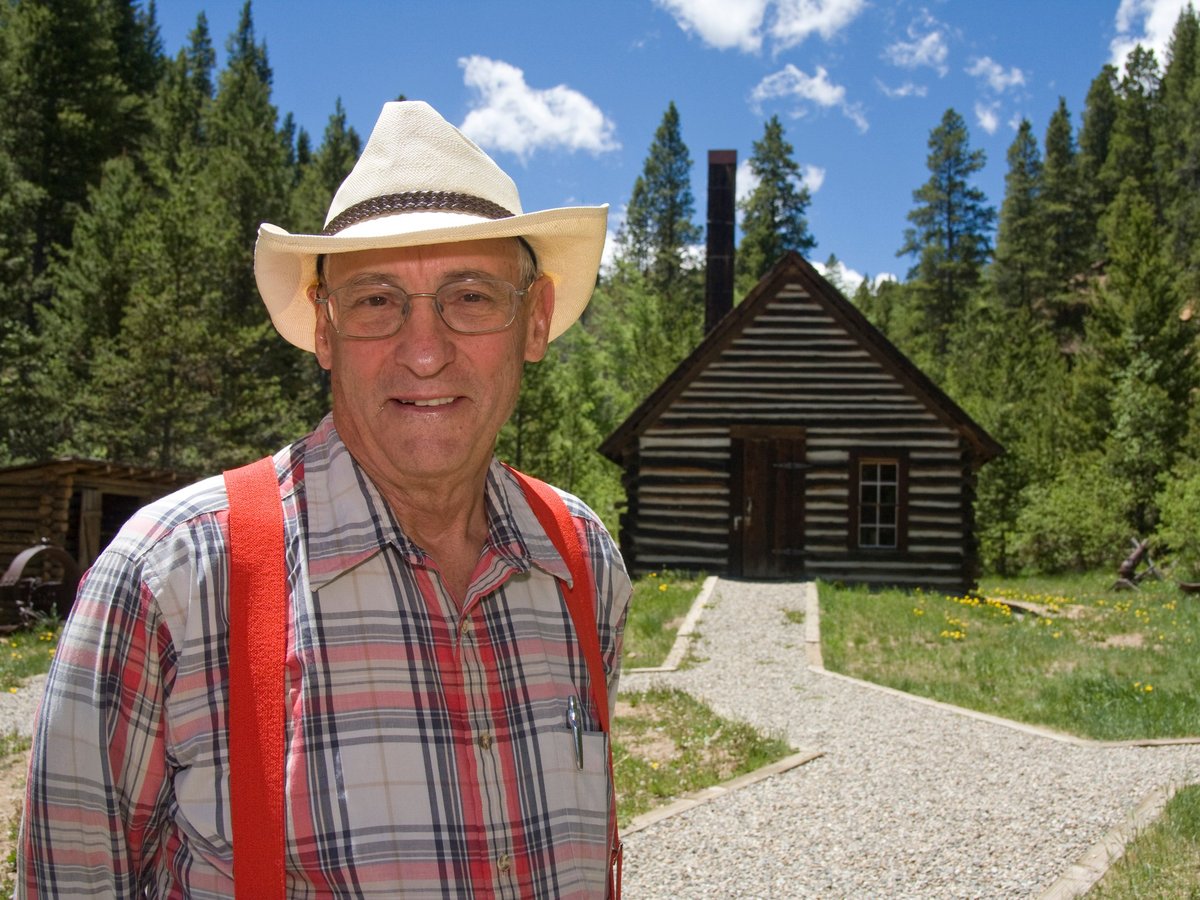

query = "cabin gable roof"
(599, 251), (1003, 463)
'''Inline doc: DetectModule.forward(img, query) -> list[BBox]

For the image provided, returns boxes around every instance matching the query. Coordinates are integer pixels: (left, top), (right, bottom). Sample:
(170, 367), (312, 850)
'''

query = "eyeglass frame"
(313, 277), (534, 340)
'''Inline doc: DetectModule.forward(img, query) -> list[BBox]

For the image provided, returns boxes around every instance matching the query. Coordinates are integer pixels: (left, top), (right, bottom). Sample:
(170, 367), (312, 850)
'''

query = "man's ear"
(310, 285), (334, 371)
(523, 276), (554, 363)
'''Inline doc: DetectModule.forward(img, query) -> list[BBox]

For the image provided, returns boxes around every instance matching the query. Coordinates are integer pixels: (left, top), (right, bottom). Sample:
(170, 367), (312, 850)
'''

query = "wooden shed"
(599, 251), (1002, 593)
(0, 459), (187, 576)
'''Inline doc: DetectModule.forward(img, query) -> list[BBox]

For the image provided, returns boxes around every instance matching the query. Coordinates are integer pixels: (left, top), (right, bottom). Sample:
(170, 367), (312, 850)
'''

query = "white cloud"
(600, 229), (620, 273)
(814, 258), (859, 292)
(802, 164), (826, 192)
(815, 259), (898, 294)
(458, 56), (619, 162)
(751, 64), (869, 132)
(600, 207), (626, 274)
(653, 0), (770, 52)
(975, 101), (1001, 135)
(884, 13), (949, 77)
(655, 0), (864, 53)
(770, 0), (867, 50)
(736, 159), (759, 204)
(875, 78), (928, 99)
(967, 56), (1026, 93)
(1110, 0), (1191, 69)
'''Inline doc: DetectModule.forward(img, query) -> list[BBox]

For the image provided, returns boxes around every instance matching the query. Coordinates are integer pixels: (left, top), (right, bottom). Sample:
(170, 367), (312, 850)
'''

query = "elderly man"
(20, 101), (630, 898)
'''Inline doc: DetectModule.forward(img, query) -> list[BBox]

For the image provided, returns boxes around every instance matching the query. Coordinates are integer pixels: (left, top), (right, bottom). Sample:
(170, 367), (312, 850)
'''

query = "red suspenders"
(224, 458), (288, 899)
(223, 459), (621, 898)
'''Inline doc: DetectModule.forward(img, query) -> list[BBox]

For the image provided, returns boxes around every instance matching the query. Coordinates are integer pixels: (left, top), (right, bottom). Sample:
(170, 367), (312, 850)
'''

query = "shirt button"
(458, 619), (470, 638)
(497, 853), (512, 873)
(478, 731), (493, 750)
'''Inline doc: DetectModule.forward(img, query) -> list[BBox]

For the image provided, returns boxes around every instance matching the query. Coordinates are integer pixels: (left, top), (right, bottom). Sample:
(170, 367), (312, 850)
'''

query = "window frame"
(848, 449), (909, 552)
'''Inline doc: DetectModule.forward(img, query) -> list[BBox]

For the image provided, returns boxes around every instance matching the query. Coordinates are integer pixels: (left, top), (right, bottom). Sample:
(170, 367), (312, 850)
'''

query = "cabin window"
(858, 461), (898, 547)
(849, 451), (908, 552)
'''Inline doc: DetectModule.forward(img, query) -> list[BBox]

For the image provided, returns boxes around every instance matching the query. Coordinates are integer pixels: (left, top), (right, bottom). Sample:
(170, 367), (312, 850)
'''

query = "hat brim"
(254, 205), (608, 352)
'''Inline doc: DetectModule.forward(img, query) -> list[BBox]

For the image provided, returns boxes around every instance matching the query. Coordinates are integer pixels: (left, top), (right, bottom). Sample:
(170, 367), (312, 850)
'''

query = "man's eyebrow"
(440, 267), (512, 281)
(337, 268), (512, 286)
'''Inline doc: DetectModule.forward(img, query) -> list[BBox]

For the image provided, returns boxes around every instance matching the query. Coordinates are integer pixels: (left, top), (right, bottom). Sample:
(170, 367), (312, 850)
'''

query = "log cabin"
(0, 458), (186, 577)
(599, 152), (1001, 593)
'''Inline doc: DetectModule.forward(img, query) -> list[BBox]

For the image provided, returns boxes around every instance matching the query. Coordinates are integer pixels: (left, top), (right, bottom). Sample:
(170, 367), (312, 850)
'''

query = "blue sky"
(156, 0), (1191, 290)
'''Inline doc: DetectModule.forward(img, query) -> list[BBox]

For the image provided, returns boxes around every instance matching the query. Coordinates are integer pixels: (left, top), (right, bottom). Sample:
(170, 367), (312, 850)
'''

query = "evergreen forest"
(3, 1), (1200, 579)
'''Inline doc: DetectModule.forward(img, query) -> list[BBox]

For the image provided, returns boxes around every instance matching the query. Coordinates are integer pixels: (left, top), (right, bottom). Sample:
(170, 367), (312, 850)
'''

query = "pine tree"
(1039, 97), (1091, 331)
(611, 101), (703, 361)
(290, 98), (362, 232)
(205, 2), (291, 325)
(35, 157), (150, 458)
(0, 0), (162, 461)
(144, 12), (215, 176)
(942, 301), (1076, 573)
(42, 17), (223, 468)
(585, 260), (679, 410)
(40, 7), (323, 469)
(1078, 65), (1120, 235)
(619, 102), (701, 308)
(992, 119), (1045, 315)
(1090, 182), (1194, 532)
(737, 115), (815, 283)
(1157, 5), (1200, 293)
(0, 0), (159, 326)
(897, 108), (995, 357)
(1101, 46), (1164, 217)
(497, 326), (622, 526)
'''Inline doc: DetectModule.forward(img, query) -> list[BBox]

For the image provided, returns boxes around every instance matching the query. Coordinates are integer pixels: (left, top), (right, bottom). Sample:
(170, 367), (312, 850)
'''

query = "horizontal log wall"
(625, 282), (977, 591)
(0, 481), (71, 571)
(1, 465), (185, 575)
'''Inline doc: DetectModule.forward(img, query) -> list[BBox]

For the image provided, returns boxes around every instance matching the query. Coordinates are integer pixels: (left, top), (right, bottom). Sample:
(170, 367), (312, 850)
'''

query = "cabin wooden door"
(731, 427), (806, 578)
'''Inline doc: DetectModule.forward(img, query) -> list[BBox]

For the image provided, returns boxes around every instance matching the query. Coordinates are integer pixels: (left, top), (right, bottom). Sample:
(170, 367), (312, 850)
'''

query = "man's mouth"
(401, 397), (456, 408)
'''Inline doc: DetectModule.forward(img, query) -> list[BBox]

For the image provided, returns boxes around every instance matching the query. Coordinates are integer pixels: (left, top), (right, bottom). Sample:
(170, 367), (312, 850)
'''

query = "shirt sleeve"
(18, 544), (175, 897)
(575, 513), (632, 724)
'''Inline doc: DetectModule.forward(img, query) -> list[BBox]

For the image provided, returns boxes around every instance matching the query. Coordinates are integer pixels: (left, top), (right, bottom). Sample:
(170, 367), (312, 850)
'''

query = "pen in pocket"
(566, 695), (584, 769)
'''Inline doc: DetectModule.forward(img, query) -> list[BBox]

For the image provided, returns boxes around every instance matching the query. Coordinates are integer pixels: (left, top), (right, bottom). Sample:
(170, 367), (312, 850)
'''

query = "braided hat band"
(323, 191), (515, 236)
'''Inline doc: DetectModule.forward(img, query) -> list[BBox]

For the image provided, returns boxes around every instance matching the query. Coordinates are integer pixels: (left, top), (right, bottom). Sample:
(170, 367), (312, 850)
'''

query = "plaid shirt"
(19, 416), (630, 898)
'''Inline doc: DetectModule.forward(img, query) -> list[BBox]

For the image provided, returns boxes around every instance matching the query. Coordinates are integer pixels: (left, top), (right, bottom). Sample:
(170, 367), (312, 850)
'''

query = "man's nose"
(396, 294), (454, 374)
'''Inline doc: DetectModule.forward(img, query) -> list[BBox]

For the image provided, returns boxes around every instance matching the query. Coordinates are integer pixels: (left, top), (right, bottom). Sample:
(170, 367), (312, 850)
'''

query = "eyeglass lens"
(326, 279), (520, 337)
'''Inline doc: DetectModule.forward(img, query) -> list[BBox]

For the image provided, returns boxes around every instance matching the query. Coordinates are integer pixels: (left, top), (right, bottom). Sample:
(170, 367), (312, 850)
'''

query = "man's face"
(313, 238), (553, 493)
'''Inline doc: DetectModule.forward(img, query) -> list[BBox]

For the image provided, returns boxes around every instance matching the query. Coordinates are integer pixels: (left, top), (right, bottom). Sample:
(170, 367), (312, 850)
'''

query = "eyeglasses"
(315, 278), (527, 339)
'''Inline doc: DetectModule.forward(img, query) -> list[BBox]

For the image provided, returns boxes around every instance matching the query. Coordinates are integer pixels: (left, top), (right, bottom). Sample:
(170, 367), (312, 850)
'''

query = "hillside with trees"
(2, 0), (1199, 578)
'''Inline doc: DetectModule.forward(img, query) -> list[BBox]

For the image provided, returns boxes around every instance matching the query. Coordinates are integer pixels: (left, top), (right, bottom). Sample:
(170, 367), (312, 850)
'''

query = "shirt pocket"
(533, 718), (610, 834)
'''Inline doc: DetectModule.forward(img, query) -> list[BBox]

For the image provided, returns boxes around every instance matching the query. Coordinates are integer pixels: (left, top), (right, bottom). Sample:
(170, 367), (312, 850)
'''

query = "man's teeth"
(406, 397), (455, 407)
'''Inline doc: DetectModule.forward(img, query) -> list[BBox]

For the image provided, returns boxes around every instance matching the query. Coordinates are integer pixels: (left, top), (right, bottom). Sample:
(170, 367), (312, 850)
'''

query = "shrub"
(1012, 453), (1135, 572)
(1154, 461), (1200, 580)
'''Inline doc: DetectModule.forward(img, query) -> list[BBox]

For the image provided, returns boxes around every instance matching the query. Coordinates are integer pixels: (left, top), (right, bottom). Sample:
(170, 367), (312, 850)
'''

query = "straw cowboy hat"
(254, 100), (608, 352)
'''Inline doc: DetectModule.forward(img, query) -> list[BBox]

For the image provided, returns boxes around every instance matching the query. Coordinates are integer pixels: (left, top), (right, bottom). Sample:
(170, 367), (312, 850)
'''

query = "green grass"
(611, 573), (796, 825)
(817, 575), (1200, 741)
(612, 687), (793, 825)
(1086, 783), (1200, 898)
(0, 733), (31, 897)
(621, 570), (703, 669)
(0, 621), (61, 692)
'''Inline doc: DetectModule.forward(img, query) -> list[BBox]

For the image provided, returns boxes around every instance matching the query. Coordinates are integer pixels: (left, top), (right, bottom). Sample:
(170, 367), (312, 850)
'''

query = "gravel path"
(0, 674), (44, 738)
(619, 579), (1200, 899)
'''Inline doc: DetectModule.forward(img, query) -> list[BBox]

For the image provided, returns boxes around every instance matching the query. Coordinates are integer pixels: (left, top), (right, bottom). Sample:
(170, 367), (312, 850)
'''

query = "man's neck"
(374, 466), (493, 607)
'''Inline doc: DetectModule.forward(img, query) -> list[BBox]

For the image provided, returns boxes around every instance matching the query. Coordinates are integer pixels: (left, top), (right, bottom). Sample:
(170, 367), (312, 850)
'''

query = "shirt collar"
(303, 416), (570, 590)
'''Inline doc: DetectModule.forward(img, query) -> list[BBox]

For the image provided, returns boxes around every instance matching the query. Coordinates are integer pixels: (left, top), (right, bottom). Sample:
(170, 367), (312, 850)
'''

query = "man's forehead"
(322, 238), (522, 281)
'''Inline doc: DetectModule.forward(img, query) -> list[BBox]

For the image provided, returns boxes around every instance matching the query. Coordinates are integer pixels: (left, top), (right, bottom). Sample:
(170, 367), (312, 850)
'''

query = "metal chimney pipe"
(705, 149), (737, 334)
